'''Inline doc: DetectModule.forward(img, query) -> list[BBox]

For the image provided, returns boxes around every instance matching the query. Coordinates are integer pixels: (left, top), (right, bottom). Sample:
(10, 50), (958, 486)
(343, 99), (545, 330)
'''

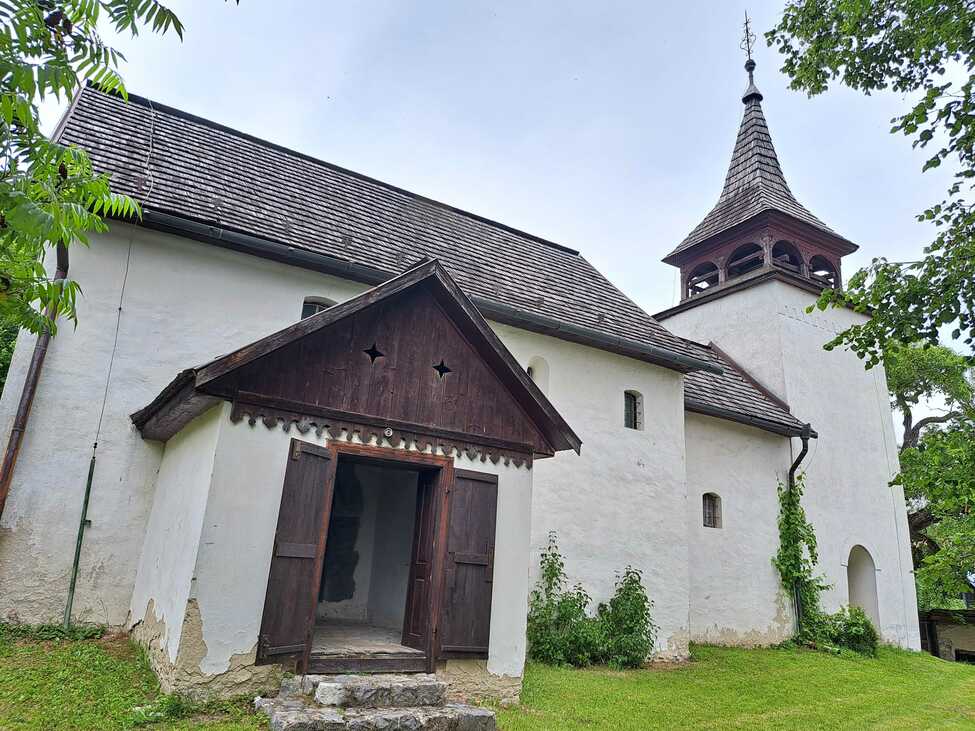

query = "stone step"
(314, 673), (447, 709)
(255, 696), (495, 730)
(280, 673), (448, 709)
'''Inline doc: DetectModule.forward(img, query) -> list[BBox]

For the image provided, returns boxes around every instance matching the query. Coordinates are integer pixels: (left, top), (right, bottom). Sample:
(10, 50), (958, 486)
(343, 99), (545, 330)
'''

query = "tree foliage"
(768, 0), (975, 366)
(895, 421), (975, 600)
(884, 342), (974, 603)
(885, 341), (974, 450)
(0, 0), (186, 337)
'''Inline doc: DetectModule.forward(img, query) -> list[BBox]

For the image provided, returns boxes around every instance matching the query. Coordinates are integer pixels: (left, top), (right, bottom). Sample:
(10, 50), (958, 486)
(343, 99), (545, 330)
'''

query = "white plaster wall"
(491, 323), (691, 658)
(318, 464), (418, 625)
(664, 279), (920, 649)
(189, 404), (288, 674)
(187, 416), (533, 679)
(367, 471), (419, 630)
(684, 413), (794, 645)
(127, 406), (222, 659)
(0, 225), (369, 624)
(319, 466), (380, 623)
(0, 222), (693, 657)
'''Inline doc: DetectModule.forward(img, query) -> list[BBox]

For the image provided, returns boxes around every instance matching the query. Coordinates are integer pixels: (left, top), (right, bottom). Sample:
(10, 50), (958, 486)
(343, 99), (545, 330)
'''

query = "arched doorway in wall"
(847, 545), (880, 629)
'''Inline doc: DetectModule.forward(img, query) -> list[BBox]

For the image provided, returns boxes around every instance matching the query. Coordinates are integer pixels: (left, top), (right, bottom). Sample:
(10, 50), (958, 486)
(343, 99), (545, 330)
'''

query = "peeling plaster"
(438, 659), (521, 706)
(132, 598), (281, 700)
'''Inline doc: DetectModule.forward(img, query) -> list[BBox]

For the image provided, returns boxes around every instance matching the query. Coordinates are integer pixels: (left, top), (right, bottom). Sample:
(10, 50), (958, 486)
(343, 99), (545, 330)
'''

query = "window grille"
(703, 493), (722, 528)
(624, 391), (642, 430)
(301, 297), (335, 319)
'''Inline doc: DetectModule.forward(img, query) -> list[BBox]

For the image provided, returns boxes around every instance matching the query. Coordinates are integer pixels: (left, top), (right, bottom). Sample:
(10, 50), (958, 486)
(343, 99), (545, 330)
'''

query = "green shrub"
(527, 532), (658, 669)
(596, 566), (657, 669)
(823, 605), (879, 656)
(526, 533), (598, 666)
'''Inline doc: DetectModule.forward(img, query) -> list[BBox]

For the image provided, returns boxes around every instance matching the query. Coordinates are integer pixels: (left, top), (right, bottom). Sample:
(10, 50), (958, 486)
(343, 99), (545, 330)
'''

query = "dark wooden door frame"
(311, 442), (454, 674)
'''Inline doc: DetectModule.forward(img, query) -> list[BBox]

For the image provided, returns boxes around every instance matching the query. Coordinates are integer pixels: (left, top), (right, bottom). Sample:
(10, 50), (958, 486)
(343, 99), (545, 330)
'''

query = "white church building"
(0, 60), (919, 700)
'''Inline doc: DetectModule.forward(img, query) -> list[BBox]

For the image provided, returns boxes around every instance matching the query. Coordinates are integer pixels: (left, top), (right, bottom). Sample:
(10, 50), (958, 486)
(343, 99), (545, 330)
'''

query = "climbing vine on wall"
(773, 472), (829, 643)
(773, 472), (879, 655)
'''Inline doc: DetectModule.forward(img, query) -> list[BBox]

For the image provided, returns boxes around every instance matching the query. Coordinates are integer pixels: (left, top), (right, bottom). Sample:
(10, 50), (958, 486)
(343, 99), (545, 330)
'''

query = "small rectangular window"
(624, 391), (642, 430)
(703, 493), (722, 529)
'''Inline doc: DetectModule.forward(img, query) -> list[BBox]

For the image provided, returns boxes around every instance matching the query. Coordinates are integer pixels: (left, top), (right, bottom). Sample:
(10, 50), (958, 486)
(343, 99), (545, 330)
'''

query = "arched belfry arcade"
(660, 55), (857, 307)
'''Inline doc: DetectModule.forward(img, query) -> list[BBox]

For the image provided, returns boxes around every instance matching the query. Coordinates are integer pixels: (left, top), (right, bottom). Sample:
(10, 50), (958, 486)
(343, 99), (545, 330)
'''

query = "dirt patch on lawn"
(96, 631), (137, 660)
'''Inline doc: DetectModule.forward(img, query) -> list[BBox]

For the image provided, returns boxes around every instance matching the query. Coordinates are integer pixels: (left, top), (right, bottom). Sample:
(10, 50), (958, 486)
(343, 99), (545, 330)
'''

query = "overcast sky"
(40, 0), (958, 328)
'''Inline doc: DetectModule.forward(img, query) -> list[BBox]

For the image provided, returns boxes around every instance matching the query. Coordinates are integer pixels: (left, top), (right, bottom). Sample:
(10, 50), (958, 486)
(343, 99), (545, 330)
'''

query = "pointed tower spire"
(660, 18), (858, 303)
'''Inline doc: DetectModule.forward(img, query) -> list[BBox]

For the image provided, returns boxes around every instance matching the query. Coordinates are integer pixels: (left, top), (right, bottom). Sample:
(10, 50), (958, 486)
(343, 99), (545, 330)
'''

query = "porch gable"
(132, 260), (580, 463)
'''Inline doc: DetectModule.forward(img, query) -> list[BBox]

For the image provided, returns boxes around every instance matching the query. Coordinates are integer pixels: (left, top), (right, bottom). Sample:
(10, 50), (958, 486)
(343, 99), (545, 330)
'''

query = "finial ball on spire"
(740, 11), (763, 103)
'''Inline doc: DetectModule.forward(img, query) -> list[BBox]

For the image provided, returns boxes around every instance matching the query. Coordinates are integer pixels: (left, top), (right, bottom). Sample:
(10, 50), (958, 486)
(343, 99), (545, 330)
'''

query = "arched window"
(726, 243), (764, 279)
(686, 261), (720, 298)
(809, 256), (838, 289)
(623, 390), (643, 430)
(847, 545), (880, 628)
(301, 296), (336, 319)
(702, 493), (722, 528)
(771, 240), (803, 273)
(526, 356), (550, 394)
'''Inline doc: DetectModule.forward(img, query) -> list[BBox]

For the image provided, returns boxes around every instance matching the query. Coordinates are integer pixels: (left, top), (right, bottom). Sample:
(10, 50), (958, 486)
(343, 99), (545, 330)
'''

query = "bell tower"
(655, 21), (920, 651)
(659, 46), (857, 306)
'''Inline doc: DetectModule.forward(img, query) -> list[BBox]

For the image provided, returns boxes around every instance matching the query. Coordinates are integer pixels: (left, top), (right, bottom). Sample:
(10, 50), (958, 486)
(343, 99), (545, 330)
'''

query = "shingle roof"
(681, 339), (812, 437)
(58, 86), (700, 363)
(665, 70), (853, 262)
(58, 86), (810, 438)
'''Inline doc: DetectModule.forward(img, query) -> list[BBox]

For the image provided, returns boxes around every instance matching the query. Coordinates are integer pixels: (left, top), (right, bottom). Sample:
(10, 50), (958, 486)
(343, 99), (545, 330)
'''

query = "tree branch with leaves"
(768, 0), (975, 367)
(0, 0), (186, 337)
(884, 342), (975, 605)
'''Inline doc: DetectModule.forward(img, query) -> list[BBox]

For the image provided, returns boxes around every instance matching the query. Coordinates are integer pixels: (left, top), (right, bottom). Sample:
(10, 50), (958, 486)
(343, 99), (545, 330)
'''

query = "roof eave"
(685, 399), (817, 439)
(663, 208), (858, 266)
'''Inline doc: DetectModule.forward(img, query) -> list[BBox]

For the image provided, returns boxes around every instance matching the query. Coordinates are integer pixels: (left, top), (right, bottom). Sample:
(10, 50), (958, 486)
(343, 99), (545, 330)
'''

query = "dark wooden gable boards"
(209, 284), (552, 454)
(256, 439), (336, 665)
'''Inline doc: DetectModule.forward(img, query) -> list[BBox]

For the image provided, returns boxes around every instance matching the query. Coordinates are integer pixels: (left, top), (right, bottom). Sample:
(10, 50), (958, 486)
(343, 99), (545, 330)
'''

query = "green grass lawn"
(498, 645), (975, 730)
(0, 631), (264, 730)
(2, 633), (974, 730)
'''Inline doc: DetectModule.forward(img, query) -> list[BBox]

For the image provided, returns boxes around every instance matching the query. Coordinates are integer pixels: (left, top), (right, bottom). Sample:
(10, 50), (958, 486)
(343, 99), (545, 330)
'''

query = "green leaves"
(894, 421), (975, 599)
(770, 1), (975, 363)
(527, 532), (658, 669)
(0, 0), (183, 335)
(774, 474), (880, 654)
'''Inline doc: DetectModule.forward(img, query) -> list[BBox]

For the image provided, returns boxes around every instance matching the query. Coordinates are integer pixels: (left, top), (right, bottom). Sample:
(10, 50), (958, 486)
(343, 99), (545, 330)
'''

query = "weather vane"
(740, 11), (756, 62)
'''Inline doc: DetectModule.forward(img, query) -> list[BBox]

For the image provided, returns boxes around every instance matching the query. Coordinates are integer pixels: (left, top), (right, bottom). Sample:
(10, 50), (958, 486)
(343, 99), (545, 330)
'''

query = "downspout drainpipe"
(0, 243), (69, 520)
(787, 423), (813, 637)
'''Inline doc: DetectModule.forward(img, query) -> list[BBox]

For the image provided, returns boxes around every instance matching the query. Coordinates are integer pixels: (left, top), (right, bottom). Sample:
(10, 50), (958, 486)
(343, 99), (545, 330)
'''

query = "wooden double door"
(256, 439), (498, 673)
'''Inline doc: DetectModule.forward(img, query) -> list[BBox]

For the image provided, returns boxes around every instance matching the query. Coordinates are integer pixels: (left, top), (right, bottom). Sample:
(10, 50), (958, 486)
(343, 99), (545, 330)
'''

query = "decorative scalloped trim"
(229, 401), (532, 468)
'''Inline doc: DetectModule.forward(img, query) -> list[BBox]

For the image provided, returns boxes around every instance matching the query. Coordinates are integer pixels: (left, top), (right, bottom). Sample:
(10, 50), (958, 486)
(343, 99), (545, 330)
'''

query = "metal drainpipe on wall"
(787, 423), (813, 637)
(0, 242), (69, 520)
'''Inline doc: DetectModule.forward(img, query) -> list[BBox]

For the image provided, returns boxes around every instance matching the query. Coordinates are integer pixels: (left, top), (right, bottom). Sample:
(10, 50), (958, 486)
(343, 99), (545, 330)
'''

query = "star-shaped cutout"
(364, 343), (384, 363)
(433, 360), (451, 379)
